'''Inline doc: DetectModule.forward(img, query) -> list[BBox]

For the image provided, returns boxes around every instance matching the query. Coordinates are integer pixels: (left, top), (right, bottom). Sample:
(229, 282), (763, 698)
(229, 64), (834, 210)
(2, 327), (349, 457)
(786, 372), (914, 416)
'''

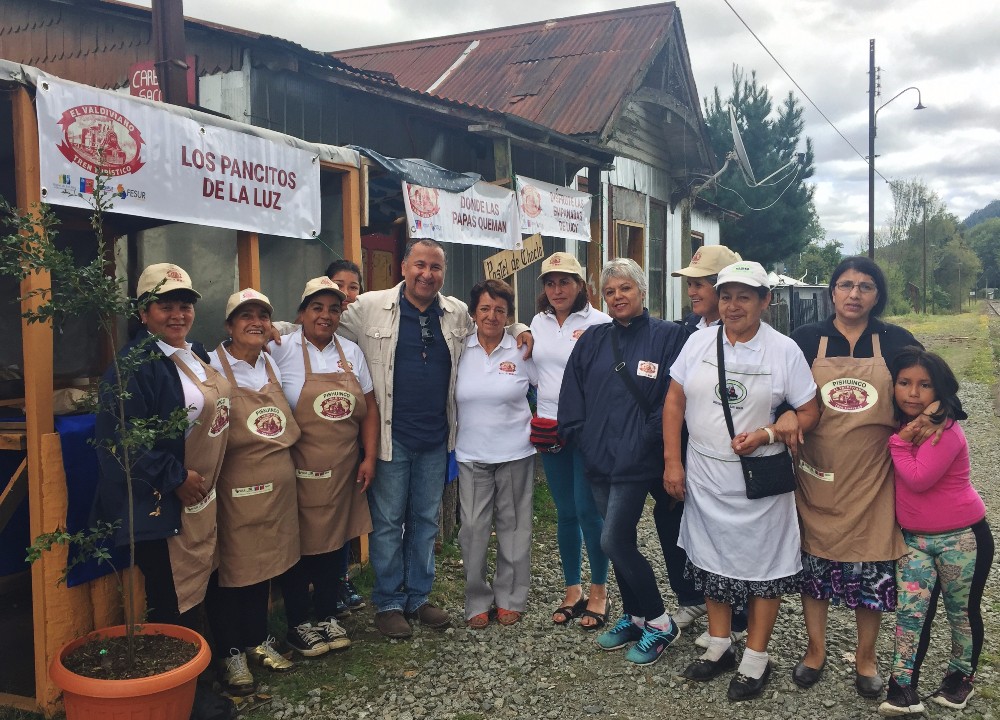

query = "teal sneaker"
(596, 615), (644, 651)
(625, 621), (680, 666)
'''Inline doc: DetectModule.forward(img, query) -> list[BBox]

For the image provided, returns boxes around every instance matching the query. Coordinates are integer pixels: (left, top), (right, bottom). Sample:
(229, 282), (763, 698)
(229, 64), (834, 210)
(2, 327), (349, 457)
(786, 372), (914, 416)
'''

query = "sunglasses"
(419, 314), (434, 345)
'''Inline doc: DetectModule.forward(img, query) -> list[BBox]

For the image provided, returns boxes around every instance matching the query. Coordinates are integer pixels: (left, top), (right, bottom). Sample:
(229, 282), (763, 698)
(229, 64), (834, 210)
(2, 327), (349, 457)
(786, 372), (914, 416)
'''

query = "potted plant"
(1, 173), (210, 719)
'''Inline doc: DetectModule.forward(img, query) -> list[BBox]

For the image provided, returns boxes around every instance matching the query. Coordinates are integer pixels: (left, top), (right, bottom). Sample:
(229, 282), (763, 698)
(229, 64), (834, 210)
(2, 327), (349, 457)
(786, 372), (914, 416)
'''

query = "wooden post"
(586, 165), (603, 308)
(341, 168), (362, 266)
(236, 231), (260, 289)
(12, 85), (55, 710)
(492, 137), (515, 315)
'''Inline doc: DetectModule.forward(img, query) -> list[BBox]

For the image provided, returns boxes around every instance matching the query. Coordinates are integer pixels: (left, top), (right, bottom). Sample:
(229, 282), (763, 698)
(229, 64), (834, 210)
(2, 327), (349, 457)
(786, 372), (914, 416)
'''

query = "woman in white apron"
(93, 263), (230, 637)
(663, 261), (819, 702)
(268, 277), (379, 657)
(206, 289), (302, 694)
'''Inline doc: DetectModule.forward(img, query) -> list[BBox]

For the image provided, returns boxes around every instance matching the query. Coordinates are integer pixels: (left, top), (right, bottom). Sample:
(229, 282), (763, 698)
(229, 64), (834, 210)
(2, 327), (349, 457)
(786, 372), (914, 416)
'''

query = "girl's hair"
(890, 346), (968, 423)
(325, 259), (364, 292)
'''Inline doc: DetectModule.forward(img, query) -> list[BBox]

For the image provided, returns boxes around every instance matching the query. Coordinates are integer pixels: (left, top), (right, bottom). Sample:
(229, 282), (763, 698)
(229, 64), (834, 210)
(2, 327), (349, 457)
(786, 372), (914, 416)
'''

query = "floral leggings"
(891, 519), (994, 687)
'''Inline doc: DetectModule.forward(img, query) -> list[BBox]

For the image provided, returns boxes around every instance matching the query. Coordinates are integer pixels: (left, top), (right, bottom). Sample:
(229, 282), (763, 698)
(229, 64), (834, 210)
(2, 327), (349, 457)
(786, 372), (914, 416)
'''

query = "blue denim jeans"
(369, 439), (447, 613)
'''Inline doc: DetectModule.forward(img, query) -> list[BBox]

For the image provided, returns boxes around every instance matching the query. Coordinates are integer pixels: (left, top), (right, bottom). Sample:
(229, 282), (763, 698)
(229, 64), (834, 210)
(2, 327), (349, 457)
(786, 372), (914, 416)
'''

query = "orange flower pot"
(49, 623), (211, 720)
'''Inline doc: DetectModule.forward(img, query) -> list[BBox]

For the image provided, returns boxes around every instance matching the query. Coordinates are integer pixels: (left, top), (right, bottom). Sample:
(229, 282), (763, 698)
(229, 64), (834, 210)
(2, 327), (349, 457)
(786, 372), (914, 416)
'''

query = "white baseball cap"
(136, 263), (201, 299)
(714, 261), (770, 289)
(225, 288), (273, 319)
(539, 252), (585, 280)
(300, 276), (346, 304)
(672, 245), (742, 278)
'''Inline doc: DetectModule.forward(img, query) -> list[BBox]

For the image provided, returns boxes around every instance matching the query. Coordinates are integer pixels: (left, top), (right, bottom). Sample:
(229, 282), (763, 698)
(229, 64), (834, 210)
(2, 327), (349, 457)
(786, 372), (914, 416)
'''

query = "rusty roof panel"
(335, 3), (677, 137)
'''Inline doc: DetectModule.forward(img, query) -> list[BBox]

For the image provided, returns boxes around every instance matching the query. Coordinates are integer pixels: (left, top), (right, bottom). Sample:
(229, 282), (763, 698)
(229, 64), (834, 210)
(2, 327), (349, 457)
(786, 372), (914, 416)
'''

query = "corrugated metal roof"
(335, 3), (679, 138)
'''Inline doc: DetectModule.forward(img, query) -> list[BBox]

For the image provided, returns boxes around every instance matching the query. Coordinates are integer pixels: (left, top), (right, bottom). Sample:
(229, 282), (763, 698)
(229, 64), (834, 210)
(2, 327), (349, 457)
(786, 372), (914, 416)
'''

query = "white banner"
(516, 175), (591, 242)
(404, 180), (518, 249)
(35, 74), (321, 239)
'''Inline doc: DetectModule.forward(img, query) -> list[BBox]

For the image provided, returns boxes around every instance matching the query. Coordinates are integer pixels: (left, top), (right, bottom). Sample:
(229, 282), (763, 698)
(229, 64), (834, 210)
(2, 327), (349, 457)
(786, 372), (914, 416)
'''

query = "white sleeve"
(783, 341), (818, 409)
(272, 320), (299, 336)
(669, 339), (696, 386)
(207, 349), (222, 373)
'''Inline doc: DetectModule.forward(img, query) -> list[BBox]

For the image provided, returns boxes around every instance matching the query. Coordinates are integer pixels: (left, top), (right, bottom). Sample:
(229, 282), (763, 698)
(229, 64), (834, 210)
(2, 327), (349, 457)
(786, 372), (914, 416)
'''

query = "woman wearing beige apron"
(268, 277), (379, 657)
(206, 289), (302, 695)
(782, 257), (930, 698)
(93, 263), (230, 637)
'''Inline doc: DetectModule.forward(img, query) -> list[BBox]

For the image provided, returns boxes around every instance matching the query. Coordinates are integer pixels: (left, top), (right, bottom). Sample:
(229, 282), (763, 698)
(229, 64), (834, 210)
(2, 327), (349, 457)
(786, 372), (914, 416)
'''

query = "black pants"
(205, 572), (270, 653)
(276, 546), (344, 627)
(652, 494), (749, 633)
(133, 538), (203, 630)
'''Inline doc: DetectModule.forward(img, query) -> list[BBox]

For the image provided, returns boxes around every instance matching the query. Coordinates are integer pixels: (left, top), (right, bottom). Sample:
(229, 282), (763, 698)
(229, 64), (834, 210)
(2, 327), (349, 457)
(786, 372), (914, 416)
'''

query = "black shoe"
(791, 655), (826, 689)
(332, 596), (351, 619)
(727, 662), (773, 702)
(878, 677), (925, 716)
(339, 575), (366, 610)
(856, 671), (886, 698)
(932, 670), (975, 709)
(682, 648), (737, 682)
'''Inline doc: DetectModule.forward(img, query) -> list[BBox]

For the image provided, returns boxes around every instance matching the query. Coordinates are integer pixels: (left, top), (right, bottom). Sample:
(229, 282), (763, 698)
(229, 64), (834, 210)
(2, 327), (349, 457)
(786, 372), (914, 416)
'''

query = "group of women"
(94, 260), (374, 696)
(95, 249), (992, 712)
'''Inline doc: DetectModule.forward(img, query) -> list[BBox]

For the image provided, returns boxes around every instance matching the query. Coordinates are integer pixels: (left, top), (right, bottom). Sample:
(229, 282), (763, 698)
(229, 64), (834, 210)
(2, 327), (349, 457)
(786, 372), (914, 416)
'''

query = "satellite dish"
(729, 106), (756, 185)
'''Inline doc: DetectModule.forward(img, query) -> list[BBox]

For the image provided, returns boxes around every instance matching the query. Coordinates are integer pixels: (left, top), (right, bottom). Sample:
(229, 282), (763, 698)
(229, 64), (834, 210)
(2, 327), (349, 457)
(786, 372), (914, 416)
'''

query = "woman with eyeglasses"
(779, 257), (932, 699)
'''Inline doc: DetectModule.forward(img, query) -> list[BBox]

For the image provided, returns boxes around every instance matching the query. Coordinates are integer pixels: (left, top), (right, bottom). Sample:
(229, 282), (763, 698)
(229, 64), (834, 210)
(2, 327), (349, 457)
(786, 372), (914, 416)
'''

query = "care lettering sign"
(483, 233), (545, 280)
(35, 73), (321, 239)
(516, 175), (591, 242)
(404, 180), (518, 249)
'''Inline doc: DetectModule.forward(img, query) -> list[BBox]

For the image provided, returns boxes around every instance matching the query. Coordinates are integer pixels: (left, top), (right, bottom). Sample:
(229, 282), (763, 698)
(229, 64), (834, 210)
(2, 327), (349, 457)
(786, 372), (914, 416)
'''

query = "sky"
(139, 0), (1000, 250)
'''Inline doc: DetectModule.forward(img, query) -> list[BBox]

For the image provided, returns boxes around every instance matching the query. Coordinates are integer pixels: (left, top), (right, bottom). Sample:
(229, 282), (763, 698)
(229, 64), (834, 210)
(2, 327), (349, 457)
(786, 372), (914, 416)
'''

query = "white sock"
(647, 612), (674, 630)
(631, 616), (646, 628)
(738, 648), (769, 679)
(703, 635), (733, 662)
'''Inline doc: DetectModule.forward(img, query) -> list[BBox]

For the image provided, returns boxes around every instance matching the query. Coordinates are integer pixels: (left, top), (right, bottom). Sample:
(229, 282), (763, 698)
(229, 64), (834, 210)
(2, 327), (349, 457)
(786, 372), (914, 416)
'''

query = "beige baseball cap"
(715, 261), (770, 289)
(225, 288), (273, 320)
(300, 276), (346, 303)
(136, 263), (201, 298)
(539, 252), (585, 280)
(671, 245), (742, 278)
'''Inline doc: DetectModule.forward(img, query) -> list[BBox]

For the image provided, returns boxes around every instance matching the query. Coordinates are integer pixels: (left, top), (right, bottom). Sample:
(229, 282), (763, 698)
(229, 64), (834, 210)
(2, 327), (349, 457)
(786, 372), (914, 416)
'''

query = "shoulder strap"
(214, 343), (238, 384)
(716, 325), (737, 441)
(612, 325), (653, 416)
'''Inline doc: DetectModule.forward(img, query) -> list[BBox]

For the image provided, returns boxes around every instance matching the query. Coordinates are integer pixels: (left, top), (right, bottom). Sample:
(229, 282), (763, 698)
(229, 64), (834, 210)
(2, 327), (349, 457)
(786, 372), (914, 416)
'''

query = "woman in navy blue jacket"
(558, 258), (688, 667)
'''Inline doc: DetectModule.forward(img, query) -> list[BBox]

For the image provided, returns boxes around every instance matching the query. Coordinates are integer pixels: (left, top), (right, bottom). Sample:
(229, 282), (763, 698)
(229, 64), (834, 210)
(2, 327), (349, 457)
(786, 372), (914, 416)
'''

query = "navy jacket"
(558, 310), (688, 483)
(92, 331), (209, 547)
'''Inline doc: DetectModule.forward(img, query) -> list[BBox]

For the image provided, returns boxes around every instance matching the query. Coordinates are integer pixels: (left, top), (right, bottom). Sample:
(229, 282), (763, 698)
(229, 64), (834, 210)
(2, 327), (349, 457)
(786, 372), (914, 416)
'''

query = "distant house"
(335, 2), (733, 319)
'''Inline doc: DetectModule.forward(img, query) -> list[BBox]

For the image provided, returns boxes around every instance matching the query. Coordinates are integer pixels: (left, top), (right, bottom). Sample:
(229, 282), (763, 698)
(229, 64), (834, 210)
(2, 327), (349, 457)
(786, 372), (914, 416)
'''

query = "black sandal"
(578, 598), (611, 631)
(552, 596), (588, 625)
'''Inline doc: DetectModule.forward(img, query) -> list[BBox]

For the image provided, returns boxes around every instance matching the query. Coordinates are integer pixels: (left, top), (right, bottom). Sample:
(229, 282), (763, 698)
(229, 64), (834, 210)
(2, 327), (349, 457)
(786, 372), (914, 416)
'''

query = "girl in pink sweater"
(879, 348), (993, 717)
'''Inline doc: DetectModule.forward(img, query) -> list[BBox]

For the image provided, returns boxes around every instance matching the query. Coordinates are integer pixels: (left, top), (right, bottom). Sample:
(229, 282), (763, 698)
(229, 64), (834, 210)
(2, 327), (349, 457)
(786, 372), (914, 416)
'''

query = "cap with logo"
(300, 276), (347, 303)
(539, 252), (585, 281)
(671, 245), (742, 278)
(714, 261), (770, 289)
(136, 263), (201, 299)
(225, 288), (274, 320)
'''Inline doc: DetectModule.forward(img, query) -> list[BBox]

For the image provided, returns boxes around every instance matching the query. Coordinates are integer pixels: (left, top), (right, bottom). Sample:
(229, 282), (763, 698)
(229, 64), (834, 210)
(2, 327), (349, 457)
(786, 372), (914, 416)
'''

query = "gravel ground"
(261, 381), (999, 720)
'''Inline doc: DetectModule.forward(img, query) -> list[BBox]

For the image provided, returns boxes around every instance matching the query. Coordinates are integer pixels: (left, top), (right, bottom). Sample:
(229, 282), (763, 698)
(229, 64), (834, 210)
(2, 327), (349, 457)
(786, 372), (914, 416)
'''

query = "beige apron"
(795, 334), (906, 561)
(166, 355), (231, 613)
(290, 335), (373, 556)
(214, 346), (302, 587)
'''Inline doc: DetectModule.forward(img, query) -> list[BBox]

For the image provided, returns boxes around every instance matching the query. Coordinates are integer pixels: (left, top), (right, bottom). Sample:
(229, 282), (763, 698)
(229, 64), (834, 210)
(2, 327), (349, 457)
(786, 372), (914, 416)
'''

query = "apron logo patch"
(337, 359), (354, 372)
(572, 328), (585, 340)
(296, 469), (333, 479)
(799, 459), (834, 482)
(314, 390), (356, 421)
(637, 360), (658, 379)
(499, 361), (517, 374)
(248, 406), (286, 438)
(232, 482), (273, 497)
(208, 398), (231, 437)
(184, 487), (216, 513)
(821, 378), (878, 413)
(715, 379), (747, 405)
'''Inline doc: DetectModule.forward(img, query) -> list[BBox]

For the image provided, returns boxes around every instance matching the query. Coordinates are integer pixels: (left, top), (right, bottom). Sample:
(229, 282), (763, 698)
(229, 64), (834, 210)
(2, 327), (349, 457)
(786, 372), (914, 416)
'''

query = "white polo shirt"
(207, 346), (282, 391)
(529, 304), (611, 420)
(454, 332), (538, 463)
(157, 339), (206, 431)
(266, 329), (373, 411)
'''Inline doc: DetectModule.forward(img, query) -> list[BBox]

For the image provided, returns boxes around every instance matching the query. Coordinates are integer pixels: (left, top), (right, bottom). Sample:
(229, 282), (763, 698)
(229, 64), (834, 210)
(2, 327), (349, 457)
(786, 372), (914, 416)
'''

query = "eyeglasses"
(834, 281), (877, 295)
(418, 314), (434, 345)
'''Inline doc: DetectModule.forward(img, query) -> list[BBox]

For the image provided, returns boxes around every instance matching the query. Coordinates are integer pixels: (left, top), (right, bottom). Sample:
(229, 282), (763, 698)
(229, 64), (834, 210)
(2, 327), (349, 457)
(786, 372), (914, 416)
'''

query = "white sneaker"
(672, 604), (707, 629)
(220, 648), (255, 695)
(694, 629), (748, 649)
(316, 616), (351, 651)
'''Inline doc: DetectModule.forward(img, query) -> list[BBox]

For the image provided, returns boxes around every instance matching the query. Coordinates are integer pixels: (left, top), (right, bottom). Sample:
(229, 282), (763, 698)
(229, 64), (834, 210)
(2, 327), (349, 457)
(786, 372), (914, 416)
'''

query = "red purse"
(529, 416), (563, 453)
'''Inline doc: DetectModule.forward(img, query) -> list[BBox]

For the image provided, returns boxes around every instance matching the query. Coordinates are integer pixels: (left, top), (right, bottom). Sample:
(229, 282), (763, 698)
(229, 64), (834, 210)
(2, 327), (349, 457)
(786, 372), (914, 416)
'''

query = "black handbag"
(715, 326), (797, 500)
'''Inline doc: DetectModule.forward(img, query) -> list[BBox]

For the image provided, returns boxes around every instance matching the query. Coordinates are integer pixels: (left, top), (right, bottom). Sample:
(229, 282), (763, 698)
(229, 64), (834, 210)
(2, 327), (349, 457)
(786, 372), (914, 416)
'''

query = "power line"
(721, 0), (889, 184)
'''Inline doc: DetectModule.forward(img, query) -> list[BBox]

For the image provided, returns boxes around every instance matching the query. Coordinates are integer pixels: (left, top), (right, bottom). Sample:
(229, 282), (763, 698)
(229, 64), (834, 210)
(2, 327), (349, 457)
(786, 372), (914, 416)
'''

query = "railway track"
(987, 300), (1000, 316)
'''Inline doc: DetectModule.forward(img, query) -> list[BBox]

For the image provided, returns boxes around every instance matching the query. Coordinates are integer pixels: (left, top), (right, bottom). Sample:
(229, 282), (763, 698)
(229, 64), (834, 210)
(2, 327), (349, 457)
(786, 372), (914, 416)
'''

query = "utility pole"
(151, 0), (189, 106)
(868, 39), (876, 258)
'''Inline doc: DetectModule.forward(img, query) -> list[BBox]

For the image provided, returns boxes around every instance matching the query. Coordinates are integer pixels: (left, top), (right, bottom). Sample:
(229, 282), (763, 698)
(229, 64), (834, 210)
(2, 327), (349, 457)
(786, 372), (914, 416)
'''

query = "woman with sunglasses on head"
(780, 256), (936, 699)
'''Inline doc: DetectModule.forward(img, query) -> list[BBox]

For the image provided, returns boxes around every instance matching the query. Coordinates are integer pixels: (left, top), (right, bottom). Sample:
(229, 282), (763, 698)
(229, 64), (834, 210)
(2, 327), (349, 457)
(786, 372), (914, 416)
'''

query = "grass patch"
(886, 308), (999, 386)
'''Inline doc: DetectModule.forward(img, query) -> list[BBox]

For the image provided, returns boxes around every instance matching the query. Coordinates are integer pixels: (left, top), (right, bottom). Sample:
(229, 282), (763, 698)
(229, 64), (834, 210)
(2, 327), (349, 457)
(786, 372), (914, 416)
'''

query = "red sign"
(128, 56), (197, 104)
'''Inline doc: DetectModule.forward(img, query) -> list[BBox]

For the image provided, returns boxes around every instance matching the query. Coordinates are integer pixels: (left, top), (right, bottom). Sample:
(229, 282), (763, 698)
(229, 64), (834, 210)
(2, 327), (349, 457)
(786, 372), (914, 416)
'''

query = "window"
(648, 202), (667, 318)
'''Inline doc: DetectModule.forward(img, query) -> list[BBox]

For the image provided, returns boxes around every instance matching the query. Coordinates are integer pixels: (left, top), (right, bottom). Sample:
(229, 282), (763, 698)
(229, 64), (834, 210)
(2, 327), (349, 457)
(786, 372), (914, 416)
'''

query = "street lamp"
(867, 41), (926, 258)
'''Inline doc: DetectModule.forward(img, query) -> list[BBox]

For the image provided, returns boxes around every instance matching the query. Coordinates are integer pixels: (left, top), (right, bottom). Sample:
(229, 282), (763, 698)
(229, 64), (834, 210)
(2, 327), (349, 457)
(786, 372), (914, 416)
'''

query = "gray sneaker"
(672, 604), (707, 629)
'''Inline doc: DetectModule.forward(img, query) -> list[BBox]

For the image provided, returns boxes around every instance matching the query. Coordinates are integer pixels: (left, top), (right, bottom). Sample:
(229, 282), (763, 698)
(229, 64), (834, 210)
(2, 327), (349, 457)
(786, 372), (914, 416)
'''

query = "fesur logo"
(56, 105), (145, 177)
(715, 379), (748, 404)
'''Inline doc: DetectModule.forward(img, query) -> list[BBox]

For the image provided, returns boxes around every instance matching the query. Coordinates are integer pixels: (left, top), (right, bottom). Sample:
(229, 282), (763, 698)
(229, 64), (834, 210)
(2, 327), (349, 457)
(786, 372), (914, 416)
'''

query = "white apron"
(678, 333), (802, 582)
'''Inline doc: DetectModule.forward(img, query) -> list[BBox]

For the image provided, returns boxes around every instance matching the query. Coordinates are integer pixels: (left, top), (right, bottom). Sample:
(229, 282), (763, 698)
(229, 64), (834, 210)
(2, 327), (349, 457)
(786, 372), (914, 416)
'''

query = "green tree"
(965, 217), (1000, 291)
(782, 239), (843, 284)
(702, 67), (819, 265)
